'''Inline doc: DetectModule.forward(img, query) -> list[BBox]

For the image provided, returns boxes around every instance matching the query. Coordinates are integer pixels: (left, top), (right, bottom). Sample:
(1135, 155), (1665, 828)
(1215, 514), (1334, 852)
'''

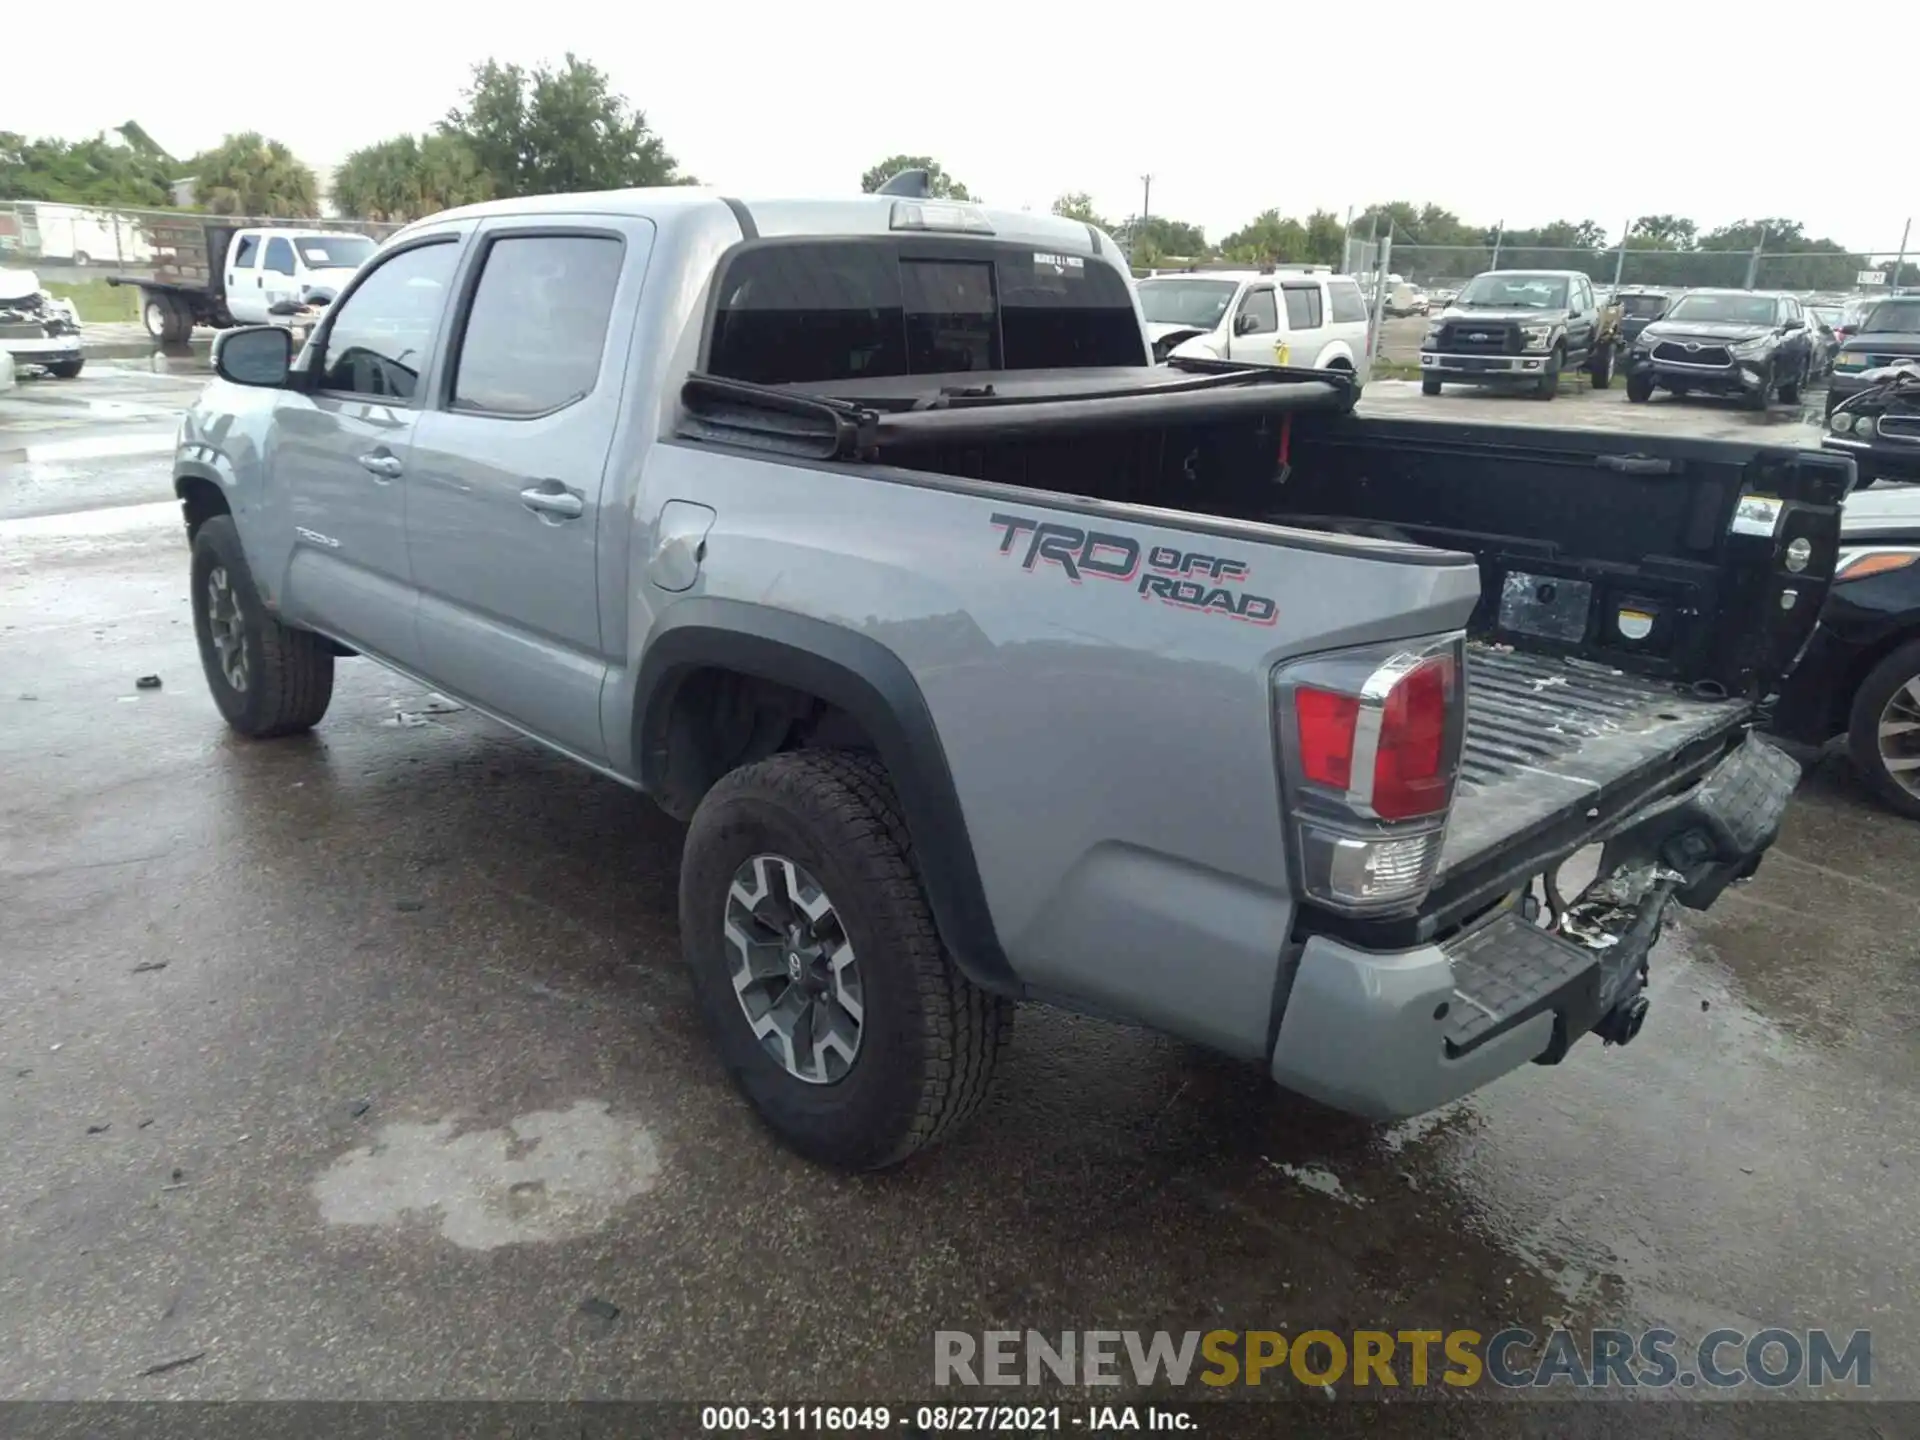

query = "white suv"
(1135, 268), (1372, 383)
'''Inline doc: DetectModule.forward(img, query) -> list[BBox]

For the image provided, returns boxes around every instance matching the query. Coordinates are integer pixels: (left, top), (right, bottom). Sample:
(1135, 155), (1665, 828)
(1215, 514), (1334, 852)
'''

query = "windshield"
(1810, 306), (1842, 327)
(294, 235), (376, 270)
(1862, 301), (1920, 334)
(1664, 292), (1778, 326)
(1619, 294), (1667, 318)
(1455, 273), (1569, 309)
(1135, 279), (1238, 328)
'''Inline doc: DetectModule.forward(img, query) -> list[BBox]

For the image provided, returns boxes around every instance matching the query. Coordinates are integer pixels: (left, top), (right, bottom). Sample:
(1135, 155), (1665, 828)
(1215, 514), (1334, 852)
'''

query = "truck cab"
(222, 229), (378, 325)
(1135, 268), (1372, 382)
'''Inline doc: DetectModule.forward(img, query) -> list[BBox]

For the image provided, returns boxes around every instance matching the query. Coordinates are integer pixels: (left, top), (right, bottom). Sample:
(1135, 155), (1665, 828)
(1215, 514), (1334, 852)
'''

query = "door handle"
(520, 483), (584, 521)
(357, 452), (403, 480)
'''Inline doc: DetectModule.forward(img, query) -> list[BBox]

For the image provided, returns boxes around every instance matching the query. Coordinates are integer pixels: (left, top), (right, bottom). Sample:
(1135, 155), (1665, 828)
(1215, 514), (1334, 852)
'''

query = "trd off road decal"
(989, 513), (1278, 626)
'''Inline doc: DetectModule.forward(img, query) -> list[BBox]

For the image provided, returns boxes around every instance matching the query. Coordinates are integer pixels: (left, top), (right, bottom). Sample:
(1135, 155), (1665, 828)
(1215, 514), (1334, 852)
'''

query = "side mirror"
(1234, 311), (1260, 336)
(213, 325), (293, 387)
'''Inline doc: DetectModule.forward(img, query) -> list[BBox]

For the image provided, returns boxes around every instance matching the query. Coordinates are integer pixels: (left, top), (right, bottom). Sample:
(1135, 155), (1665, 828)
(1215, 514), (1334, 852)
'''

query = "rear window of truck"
(706, 239), (1145, 384)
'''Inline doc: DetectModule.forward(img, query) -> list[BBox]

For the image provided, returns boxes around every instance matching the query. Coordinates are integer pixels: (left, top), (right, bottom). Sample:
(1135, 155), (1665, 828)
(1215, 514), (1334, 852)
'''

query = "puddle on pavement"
(313, 1099), (663, 1250)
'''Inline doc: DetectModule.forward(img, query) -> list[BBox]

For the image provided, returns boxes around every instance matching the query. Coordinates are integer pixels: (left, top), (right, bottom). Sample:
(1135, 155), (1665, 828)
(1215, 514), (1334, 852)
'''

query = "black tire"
(1588, 343), (1615, 389)
(190, 515), (334, 738)
(142, 293), (192, 344)
(679, 750), (1012, 1170)
(1533, 347), (1563, 400)
(1626, 372), (1655, 403)
(1421, 376), (1442, 396)
(1778, 359), (1804, 405)
(46, 359), (84, 379)
(1848, 640), (1920, 821)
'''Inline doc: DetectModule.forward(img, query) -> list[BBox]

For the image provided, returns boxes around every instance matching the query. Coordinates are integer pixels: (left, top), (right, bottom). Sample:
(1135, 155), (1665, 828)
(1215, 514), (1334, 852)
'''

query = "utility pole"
(1743, 225), (1769, 290)
(1340, 205), (1353, 272)
(1613, 215), (1633, 290)
(1490, 219), (1505, 270)
(1132, 174), (1153, 266)
(1893, 217), (1912, 290)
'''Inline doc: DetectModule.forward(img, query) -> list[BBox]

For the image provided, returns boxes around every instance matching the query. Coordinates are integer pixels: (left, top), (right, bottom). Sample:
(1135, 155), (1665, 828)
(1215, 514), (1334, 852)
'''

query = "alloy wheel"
(1878, 673), (1920, 800)
(723, 854), (863, 1084)
(206, 566), (249, 692)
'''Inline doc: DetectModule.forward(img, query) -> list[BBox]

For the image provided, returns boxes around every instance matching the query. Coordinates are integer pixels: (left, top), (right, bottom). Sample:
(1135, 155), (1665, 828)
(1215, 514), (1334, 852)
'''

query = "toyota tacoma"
(169, 184), (1848, 1169)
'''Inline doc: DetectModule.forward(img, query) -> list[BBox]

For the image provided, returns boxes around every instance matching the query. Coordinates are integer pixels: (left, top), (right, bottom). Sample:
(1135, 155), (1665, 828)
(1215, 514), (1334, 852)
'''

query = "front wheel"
(679, 750), (1012, 1170)
(1778, 360), (1804, 405)
(46, 359), (84, 379)
(1848, 640), (1920, 821)
(1421, 375), (1442, 396)
(1588, 343), (1615, 390)
(1626, 372), (1655, 403)
(190, 515), (334, 738)
(1746, 366), (1773, 411)
(1532, 348), (1563, 400)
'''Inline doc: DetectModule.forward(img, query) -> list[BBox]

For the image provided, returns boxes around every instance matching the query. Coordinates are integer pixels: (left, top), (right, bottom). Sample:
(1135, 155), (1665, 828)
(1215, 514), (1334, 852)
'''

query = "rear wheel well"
(652, 666), (879, 822)
(176, 476), (229, 540)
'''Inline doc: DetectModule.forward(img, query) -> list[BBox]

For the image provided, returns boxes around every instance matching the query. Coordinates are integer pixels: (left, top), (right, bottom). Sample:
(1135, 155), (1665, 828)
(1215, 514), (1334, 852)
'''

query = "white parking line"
(0, 499), (180, 541)
(0, 431), (178, 466)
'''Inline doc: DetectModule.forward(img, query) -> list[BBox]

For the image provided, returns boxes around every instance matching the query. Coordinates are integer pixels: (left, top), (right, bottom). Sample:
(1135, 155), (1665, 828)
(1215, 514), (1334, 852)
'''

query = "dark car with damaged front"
(1626, 289), (1814, 410)
(1825, 297), (1920, 421)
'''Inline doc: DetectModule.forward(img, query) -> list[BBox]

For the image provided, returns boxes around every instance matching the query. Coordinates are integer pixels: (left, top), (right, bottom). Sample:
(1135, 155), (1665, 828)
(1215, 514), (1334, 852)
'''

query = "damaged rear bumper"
(1269, 734), (1799, 1120)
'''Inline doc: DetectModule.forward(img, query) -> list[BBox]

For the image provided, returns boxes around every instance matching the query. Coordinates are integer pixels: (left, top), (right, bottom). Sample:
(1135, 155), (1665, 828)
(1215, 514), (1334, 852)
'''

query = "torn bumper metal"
(1269, 734), (1799, 1120)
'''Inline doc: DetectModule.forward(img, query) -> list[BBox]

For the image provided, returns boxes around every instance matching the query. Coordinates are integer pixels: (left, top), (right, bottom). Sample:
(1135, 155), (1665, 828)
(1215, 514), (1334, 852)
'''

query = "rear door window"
(450, 233), (624, 415)
(1327, 279), (1368, 324)
(706, 240), (1143, 384)
(1283, 284), (1323, 331)
(231, 233), (259, 269)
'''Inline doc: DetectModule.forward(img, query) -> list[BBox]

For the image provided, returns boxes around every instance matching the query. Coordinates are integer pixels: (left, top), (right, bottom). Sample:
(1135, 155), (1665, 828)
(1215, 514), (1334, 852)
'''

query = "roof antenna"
(876, 168), (932, 198)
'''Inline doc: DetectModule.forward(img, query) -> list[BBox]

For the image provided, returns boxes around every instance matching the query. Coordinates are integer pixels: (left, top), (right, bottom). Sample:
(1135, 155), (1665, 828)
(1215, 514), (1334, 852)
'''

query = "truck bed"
(1444, 644), (1749, 878)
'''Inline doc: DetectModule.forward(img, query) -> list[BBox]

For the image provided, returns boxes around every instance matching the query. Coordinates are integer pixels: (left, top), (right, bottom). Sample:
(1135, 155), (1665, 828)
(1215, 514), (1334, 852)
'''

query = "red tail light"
(1373, 653), (1454, 819)
(1291, 651), (1457, 821)
(1295, 689), (1359, 789)
(1277, 637), (1466, 916)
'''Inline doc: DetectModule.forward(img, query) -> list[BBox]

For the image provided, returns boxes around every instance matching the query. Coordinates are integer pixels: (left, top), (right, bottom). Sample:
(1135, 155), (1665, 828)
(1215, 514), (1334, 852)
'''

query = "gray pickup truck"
(173, 188), (1849, 1170)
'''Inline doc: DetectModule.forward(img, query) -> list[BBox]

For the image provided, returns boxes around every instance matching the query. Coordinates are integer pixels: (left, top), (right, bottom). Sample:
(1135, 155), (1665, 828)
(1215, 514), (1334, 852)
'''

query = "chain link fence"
(1369, 243), (1912, 295)
(0, 200), (401, 273)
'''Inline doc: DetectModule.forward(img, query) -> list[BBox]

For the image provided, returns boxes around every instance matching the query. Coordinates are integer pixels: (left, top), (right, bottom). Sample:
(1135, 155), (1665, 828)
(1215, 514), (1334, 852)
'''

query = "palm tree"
(189, 132), (319, 218)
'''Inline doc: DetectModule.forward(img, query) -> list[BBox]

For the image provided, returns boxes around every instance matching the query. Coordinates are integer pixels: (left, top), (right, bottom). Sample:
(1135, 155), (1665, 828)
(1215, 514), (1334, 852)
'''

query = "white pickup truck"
(108, 220), (377, 341)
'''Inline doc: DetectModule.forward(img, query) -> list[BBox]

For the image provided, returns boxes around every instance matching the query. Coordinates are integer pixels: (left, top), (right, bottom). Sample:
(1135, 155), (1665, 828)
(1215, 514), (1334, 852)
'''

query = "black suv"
(1626, 289), (1814, 409)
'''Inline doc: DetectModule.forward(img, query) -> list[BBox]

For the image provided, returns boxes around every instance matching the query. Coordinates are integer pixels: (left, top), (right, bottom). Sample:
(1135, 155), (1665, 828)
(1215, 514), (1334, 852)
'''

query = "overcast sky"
(12, 2), (1912, 252)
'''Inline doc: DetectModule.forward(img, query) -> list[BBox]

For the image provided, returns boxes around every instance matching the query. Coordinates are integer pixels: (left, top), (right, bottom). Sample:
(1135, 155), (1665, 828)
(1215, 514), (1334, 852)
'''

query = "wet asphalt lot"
(2, 362), (1918, 1421)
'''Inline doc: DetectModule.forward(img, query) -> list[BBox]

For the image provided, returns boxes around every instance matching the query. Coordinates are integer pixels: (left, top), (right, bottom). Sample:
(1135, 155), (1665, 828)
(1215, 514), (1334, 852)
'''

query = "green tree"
(859, 155), (971, 199)
(444, 54), (691, 199)
(187, 132), (319, 217)
(1219, 209), (1308, 265)
(0, 127), (177, 207)
(333, 133), (491, 222)
(1122, 214), (1207, 261)
(1630, 214), (1696, 248)
(1051, 191), (1110, 230)
(1302, 209), (1347, 266)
